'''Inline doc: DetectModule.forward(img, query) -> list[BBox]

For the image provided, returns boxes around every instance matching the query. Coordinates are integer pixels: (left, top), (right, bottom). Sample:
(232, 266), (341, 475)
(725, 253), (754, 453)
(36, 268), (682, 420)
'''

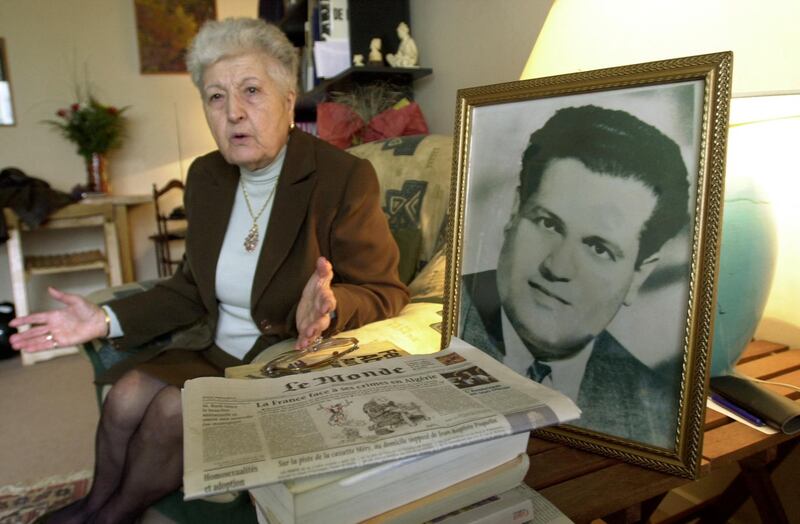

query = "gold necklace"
(240, 178), (278, 252)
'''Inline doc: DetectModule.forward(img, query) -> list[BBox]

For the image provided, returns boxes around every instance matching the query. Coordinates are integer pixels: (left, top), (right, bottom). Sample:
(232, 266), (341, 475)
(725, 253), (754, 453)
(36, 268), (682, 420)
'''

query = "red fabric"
(317, 102), (366, 149)
(317, 101), (429, 149)
(362, 102), (429, 143)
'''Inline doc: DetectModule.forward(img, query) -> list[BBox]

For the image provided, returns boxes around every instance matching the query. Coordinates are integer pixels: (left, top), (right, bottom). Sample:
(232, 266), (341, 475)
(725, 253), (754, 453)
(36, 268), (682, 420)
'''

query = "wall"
(0, 0), (257, 309)
(410, 0), (554, 135)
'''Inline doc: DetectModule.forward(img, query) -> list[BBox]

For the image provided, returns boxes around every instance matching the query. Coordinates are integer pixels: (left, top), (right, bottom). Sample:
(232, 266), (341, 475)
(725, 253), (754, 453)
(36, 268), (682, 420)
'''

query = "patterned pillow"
(347, 134), (453, 284)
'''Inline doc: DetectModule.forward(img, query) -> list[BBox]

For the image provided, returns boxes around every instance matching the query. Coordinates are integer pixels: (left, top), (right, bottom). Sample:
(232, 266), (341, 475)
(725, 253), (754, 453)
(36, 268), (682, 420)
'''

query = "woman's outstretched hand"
(9, 287), (109, 352)
(295, 257), (337, 349)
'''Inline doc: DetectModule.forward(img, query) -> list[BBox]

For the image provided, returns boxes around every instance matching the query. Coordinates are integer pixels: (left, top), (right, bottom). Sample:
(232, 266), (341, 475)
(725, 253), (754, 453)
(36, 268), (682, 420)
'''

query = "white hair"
(186, 17), (298, 95)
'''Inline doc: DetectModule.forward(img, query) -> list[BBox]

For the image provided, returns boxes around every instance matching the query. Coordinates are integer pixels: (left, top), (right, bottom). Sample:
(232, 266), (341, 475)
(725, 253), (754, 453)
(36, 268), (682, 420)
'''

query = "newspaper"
(182, 337), (580, 500)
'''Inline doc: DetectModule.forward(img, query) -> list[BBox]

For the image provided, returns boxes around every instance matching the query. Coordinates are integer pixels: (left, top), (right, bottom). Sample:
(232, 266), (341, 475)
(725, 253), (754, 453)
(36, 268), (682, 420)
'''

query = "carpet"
(0, 471), (92, 524)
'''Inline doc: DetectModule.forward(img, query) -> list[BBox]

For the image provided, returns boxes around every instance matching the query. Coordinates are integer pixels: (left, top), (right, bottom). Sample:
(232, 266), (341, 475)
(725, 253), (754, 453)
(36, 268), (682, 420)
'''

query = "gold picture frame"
(442, 52), (732, 478)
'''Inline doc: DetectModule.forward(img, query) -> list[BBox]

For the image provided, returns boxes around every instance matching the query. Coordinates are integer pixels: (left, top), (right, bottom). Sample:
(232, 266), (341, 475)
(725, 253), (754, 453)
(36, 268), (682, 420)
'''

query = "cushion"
(348, 135), (453, 282)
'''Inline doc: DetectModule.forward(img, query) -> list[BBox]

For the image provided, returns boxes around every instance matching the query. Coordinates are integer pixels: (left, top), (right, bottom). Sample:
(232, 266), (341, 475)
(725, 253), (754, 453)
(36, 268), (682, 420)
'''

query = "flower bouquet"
(46, 95), (128, 194)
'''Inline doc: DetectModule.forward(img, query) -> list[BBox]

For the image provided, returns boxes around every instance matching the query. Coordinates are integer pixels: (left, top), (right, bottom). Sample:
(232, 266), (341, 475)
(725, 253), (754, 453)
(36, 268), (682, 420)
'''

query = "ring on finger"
(45, 334), (54, 341)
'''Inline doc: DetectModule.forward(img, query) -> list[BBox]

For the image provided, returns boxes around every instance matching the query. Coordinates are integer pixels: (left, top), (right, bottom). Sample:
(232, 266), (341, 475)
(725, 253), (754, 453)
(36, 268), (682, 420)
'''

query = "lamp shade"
(522, 0), (800, 96)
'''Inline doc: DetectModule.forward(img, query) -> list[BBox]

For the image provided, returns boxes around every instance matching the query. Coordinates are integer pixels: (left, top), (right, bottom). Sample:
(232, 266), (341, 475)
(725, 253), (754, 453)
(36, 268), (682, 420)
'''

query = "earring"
(289, 120), (296, 130)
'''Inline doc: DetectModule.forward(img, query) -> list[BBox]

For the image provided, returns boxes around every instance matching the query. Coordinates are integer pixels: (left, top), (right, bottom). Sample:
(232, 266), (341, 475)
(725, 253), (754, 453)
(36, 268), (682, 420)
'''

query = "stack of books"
(251, 432), (533, 524)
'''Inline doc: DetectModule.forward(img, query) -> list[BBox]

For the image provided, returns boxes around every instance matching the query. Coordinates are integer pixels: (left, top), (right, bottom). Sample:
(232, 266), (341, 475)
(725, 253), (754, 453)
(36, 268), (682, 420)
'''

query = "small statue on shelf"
(386, 22), (419, 68)
(368, 38), (383, 65)
(353, 54), (365, 67)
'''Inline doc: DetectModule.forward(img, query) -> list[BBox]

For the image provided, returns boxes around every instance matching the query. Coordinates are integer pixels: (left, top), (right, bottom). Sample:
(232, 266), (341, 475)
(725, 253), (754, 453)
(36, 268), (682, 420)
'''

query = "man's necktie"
(527, 360), (552, 383)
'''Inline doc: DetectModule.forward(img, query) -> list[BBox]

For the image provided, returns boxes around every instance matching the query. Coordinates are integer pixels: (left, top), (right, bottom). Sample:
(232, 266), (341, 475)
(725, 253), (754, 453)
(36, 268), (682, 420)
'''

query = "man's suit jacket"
(110, 129), (409, 361)
(460, 270), (678, 447)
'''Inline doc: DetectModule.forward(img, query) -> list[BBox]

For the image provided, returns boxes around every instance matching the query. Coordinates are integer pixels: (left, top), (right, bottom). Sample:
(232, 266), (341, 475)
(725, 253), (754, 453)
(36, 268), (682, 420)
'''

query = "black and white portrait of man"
(458, 82), (703, 447)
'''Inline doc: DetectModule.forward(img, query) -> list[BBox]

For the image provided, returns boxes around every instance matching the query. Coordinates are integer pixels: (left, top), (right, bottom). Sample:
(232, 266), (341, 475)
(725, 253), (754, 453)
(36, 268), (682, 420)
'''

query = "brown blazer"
(110, 129), (409, 361)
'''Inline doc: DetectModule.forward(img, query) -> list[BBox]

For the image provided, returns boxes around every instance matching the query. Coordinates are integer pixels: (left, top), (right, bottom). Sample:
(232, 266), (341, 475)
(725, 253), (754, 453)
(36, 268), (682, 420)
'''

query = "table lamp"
(520, 0), (799, 381)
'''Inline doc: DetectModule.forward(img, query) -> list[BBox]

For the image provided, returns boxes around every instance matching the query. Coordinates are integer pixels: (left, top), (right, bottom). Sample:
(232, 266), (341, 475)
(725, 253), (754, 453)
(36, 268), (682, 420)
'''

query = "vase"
(85, 152), (110, 194)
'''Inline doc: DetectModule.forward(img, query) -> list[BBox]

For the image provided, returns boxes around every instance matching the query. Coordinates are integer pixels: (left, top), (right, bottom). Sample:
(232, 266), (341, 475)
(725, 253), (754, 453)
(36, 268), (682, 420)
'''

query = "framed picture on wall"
(442, 52), (732, 477)
(133, 0), (217, 74)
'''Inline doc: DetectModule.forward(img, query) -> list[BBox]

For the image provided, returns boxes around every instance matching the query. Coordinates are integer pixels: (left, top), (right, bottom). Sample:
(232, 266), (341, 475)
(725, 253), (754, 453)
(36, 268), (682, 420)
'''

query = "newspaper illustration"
(182, 337), (580, 499)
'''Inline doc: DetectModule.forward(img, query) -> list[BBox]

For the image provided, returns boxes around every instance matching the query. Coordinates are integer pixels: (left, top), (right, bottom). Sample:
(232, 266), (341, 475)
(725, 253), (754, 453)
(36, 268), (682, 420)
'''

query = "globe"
(711, 174), (777, 377)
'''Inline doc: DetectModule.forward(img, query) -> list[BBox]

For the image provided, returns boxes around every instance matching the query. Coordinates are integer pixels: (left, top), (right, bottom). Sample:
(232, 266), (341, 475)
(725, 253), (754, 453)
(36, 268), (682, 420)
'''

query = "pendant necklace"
(241, 178), (278, 252)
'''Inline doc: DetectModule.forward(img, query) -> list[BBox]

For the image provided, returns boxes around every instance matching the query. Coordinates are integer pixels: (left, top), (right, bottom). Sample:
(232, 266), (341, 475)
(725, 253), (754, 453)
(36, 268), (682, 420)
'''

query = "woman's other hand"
(9, 287), (109, 352)
(296, 257), (337, 349)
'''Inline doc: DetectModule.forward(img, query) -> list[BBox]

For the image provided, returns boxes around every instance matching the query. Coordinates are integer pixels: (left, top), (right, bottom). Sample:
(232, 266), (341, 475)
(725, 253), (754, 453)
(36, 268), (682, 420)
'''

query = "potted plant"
(46, 94), (128, 194)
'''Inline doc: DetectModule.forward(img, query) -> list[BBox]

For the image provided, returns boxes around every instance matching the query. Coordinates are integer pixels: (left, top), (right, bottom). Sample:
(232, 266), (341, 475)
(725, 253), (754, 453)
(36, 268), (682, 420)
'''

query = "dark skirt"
(97, 345), (244, 387)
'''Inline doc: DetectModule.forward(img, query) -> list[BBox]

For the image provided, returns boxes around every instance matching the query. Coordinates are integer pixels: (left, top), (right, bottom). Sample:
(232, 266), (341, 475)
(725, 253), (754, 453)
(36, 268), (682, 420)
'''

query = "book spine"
(482, 499), (534, 524)
(251, 487), (293, 524)
(317, 0), (349, 41)
(254, 502), (270, 524)
(425, 483), (539, 524)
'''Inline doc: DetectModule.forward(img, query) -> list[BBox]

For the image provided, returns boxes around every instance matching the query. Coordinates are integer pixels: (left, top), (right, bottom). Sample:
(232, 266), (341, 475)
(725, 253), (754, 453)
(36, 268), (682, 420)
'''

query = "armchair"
(80, 134), (454, 523)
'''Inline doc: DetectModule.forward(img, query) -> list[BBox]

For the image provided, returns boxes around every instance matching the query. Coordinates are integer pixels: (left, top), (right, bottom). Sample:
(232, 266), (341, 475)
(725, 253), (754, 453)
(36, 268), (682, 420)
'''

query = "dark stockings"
(50, 370), (184, 524)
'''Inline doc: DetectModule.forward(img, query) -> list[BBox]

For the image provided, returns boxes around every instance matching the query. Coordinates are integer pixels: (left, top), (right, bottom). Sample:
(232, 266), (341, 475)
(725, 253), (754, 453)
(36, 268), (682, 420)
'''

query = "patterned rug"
(0, 471), (92, 524)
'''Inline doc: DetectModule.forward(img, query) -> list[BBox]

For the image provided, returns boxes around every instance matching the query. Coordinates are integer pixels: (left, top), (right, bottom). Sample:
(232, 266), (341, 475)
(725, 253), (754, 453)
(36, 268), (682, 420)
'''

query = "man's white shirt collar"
(500, 308), (593, 403)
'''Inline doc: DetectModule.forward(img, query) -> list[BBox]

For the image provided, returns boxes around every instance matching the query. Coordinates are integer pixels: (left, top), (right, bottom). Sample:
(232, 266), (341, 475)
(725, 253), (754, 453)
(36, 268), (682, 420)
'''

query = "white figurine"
(368, 38), (383, 65)
(353, 54), (365, 67)
(386, 22), (419, 68)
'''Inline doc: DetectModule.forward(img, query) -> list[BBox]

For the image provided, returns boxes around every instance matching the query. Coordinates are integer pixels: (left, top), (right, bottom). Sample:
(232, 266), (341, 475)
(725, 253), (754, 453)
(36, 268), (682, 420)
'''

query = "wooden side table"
(77, 194), (152, 283)
(3, 194), (150, 365)
(524, 340), (800, 523)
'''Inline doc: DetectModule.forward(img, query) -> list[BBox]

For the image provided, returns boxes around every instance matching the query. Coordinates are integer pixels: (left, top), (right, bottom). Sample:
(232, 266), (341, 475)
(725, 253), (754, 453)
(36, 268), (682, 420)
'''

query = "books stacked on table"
(252, 432), (533, 524)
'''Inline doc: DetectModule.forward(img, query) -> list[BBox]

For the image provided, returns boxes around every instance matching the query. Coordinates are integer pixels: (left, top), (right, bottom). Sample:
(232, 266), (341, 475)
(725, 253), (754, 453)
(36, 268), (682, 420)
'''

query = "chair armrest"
(80, 280), (166, 403)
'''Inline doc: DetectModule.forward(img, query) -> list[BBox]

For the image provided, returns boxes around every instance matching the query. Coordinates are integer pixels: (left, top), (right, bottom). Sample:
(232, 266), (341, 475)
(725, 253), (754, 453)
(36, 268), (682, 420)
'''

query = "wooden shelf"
(25, 250), (109, 277)
(319, 65), (431, 92)
(27, 261), (108, 277)
(296, 66), (433, 120)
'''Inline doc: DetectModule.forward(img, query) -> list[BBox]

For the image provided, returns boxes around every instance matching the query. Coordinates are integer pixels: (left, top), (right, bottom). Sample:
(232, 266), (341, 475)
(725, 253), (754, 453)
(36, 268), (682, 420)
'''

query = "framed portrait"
(133, 0), (217, 74)
(442, 52), (732, 477)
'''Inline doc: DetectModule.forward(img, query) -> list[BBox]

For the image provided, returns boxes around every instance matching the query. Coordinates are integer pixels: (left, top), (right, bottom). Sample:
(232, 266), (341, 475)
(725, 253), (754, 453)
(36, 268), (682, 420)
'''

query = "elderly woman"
(11, 18), (407, 524)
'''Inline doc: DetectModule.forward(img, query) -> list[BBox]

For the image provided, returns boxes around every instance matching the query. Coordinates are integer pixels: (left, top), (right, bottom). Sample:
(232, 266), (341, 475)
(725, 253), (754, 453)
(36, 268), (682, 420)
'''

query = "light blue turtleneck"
(214, 146), (287, 359)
